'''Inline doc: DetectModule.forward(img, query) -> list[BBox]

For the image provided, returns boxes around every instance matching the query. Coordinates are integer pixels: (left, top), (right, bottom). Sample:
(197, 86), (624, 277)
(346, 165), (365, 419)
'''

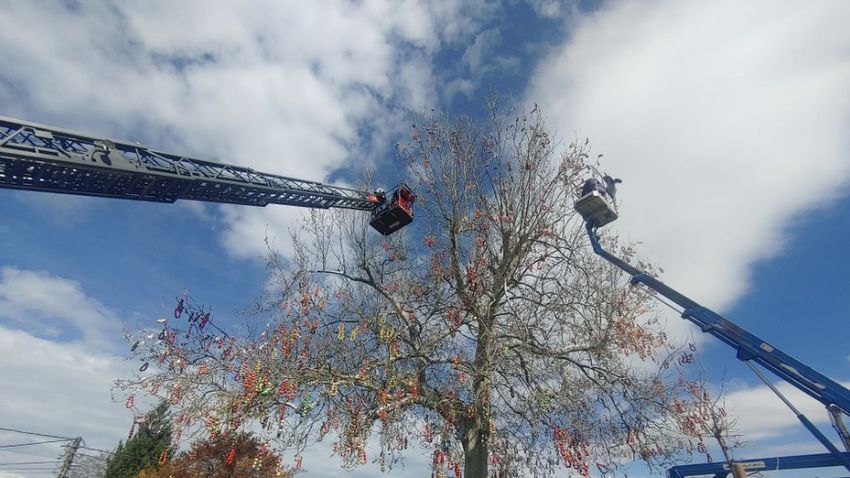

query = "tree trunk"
(463, 427), (488, 478)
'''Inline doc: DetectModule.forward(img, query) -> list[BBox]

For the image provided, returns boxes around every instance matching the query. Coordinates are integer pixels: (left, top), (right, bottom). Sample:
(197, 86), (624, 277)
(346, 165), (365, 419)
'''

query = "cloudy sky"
(1, 1), (849, 476)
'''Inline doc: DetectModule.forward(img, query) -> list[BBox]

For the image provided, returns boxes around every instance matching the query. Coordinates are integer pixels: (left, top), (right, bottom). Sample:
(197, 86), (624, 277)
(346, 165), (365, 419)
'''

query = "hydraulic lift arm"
(575, 187), (850, 476)
(585, 223), (850, 418)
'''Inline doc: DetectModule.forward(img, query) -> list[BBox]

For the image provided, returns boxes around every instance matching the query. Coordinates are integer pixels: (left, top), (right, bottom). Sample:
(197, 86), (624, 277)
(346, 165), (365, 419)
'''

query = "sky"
(0, 0), (849, 477)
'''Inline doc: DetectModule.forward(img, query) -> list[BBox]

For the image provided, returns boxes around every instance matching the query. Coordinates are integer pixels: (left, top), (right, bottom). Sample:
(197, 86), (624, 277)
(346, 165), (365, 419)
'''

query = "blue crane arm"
(585, 223), (850, 416)
(0, 115), (375, 210)
(667, 452), (850, 478)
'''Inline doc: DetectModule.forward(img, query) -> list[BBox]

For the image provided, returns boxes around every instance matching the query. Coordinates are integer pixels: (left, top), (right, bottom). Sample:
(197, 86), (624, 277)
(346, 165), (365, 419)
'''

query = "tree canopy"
(120, 106), (723, 478)
(136, 432), (288, 478)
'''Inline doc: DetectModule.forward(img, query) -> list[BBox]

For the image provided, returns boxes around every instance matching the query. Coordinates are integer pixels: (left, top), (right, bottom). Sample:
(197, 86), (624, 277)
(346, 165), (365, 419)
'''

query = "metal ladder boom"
(0, 115), (375, 210)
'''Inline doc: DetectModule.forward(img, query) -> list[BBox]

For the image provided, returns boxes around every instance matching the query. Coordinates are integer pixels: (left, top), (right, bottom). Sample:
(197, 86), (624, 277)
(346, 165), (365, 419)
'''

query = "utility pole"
(57, 437), (82, 478)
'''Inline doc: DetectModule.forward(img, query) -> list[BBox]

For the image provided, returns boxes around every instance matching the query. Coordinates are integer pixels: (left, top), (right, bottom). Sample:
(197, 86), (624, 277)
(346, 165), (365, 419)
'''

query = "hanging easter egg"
(173, 300), (184, 321)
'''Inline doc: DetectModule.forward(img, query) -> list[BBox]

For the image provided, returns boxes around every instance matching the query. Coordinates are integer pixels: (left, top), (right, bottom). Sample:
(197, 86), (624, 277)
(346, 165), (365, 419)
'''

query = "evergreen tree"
(105, 402), (172, 478)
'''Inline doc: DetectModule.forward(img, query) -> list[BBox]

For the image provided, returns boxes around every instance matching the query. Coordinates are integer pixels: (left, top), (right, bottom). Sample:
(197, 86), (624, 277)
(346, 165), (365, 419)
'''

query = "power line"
(0, 468), (57, 472)
(0, 439), (68, 448)
(0, 446), (64, 460)
(76, 452), (106, 458)
(0, 468), (58, 472)
(0, 424), (114, 477)
(0, 426), (71, 441)
(80, 445), (114, 455)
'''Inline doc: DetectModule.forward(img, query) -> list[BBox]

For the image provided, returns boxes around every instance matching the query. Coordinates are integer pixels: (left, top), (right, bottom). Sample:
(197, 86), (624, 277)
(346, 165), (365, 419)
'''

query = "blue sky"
(1, 1), (849, 477)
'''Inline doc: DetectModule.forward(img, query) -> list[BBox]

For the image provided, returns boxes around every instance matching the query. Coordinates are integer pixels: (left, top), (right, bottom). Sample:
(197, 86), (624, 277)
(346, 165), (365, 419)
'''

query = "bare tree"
(120, 105), (714, 478)
(669, 345), (745, 465)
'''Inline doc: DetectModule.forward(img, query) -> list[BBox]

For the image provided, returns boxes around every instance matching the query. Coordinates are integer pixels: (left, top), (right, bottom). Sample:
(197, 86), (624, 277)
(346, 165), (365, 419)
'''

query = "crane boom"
(0, 115), (374, 210)
(575, 184), (850, 475)
(584, 222), (850, 416)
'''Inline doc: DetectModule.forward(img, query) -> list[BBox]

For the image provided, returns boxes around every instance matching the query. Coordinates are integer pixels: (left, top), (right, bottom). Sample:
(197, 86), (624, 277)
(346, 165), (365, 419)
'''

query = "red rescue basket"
(369, 184), (415, 235)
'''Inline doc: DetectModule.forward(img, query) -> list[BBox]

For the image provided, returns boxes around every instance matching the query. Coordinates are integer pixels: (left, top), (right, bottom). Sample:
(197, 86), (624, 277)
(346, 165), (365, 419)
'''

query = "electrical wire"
(0, 426), (71, 441)
(0, 460), (57, 465)
(80, 445), (114, 455)
(3, 466), (56, 474)
(0, 439), (68, 448)
(0, 446), (64, 459)
(0, 468), (57, 472)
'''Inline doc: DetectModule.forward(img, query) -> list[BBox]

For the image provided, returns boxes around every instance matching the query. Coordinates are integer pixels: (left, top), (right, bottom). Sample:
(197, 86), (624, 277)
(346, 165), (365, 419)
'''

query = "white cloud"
(0, 330), (133, 478)
(524, 0), (570, 19)
(529, 0), (850, 341)
(420, 1), (499, 46)
(0, 327), (131, 447)
(463, 28), (503, 72)
(218, 203), (307, 260)
(0, 268), (140, 477)
(0, 269), (133, 454)
(723, 379), (850, 443)
(445, 78), (477, 100)
(0, 1), (498, 260)
(0, 267), (123, 350)
(450, 25), (524, 103)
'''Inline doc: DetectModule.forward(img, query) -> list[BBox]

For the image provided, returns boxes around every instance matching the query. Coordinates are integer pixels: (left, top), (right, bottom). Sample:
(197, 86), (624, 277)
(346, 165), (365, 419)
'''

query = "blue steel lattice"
(0, 115), (375, 210)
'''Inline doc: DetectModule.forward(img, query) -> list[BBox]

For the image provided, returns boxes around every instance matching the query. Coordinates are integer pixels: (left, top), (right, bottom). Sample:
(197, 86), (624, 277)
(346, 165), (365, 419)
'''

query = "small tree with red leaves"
(136, 432), (289, 478)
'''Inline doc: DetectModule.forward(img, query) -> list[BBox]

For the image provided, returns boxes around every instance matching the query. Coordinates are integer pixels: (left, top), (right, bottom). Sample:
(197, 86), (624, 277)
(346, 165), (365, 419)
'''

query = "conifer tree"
(105, 402), (172, 478)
